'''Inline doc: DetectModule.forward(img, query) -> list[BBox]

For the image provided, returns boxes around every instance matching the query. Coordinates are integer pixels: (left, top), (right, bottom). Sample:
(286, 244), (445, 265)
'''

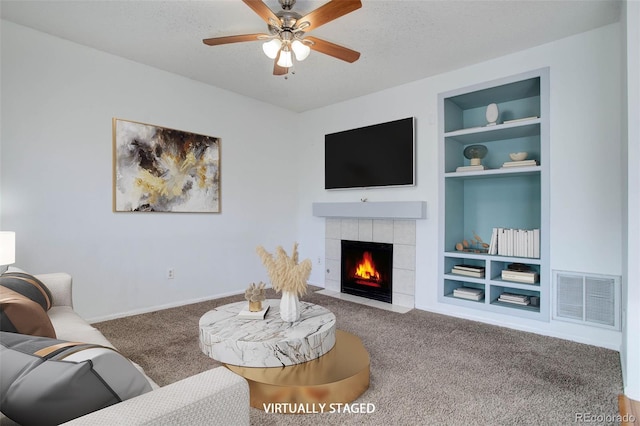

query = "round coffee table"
(199, 299), (336, 367)
(227, 330), (370, 411)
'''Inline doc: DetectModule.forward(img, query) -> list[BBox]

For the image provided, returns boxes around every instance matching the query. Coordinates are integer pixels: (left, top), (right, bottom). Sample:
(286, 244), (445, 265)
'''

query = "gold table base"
(226, 330), (370, 412)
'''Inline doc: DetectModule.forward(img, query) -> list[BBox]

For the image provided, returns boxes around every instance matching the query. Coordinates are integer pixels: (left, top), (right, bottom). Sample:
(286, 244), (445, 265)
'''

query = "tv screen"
(324, 117), (415, 190)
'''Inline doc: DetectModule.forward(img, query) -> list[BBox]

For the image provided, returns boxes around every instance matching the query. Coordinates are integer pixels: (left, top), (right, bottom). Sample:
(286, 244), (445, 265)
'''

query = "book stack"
(237, 305), (270, 320)
(456, 165), (488, 173)
(453, 287), (484, 301)
(501, 266), (539, 284)
(488, 227), (540, 258)
(502, 159), (538, 168)
(497, 292), (530, 306)
(450, 264), (485, 278)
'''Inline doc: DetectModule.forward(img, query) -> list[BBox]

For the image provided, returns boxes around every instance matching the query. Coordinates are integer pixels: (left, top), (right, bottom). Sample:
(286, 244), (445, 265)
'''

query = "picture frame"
(112, 118), (220, 213)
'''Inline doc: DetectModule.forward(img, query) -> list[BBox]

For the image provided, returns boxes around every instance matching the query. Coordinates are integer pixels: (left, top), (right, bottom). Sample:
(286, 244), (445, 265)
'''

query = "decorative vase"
(463, 144), (488, 166)
(279, 291), (300, 322)
(485, 103), (499, 125)
(249, 300), (262, 312)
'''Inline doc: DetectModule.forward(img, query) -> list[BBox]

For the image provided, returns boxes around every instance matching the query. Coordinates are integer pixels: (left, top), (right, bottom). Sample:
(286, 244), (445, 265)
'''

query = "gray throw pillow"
(0, 331), (152, 425)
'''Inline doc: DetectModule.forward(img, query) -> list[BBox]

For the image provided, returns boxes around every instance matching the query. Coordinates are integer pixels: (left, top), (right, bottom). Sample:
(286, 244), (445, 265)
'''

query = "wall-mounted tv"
(325, 117), (415, 190)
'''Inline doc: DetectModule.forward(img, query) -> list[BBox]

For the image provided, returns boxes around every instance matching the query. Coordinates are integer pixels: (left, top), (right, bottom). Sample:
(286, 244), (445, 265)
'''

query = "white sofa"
(1, 272), (250, 425)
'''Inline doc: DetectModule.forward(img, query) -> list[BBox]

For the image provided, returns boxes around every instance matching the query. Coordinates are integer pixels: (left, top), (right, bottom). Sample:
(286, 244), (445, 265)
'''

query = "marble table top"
(199, 299), (336, 367)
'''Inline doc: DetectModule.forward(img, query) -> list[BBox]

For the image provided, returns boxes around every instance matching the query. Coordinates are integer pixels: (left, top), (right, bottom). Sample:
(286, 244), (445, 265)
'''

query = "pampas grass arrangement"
(256, 243), (312, 297)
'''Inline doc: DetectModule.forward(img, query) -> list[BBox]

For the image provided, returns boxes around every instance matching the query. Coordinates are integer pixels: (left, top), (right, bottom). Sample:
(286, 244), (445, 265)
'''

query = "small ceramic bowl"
(509, 152), (528, 161)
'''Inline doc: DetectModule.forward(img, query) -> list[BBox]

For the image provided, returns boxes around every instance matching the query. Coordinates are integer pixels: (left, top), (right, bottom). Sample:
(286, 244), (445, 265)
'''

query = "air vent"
(553, 271), (620, 330)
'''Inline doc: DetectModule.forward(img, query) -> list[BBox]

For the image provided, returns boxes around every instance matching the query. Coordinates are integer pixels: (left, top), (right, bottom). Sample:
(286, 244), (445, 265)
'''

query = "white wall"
(297, 23), (624, 349)
(622, 0), (640, 401)
(0, 21), (299, 321)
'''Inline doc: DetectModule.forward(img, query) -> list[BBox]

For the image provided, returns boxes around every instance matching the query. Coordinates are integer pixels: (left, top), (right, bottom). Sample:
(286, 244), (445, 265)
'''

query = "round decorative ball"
(486, 103), (499, 124)
(509, 152), (528, 161)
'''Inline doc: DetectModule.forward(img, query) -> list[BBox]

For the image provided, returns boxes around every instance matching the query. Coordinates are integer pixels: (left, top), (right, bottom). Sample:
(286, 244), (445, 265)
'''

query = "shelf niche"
(438, 68), (549, 322)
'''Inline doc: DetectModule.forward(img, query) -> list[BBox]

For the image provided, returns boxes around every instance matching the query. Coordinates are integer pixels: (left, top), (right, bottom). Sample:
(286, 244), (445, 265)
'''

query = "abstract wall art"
(113, 118), (220, 213)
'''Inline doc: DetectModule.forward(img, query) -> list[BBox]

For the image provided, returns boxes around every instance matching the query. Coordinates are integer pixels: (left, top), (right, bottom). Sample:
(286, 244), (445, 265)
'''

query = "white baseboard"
(86, 289), (244, 324)
(416, 304), (621, 352)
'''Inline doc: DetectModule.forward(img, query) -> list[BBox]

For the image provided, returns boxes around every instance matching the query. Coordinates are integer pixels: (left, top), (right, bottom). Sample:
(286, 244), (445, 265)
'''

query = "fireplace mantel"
(312, 201), (426, 220)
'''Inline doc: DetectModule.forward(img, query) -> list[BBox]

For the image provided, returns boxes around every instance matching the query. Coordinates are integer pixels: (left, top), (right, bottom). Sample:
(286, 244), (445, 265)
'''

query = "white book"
(498, 297), (530, 306)
(454, 292), (484, 301)
(499, 296), (529, 303)
(533, 229), (540, 258)
(503, 116), (538, 124)
(489, 227), (498, 255)
(504, 229), (508, 256)
(453, 264), (485, 272)
(237, 305), (270, 320)
(453, 289), (484, 301)
(499, 292), (529, 302)
(454, 291), (483, 298)
(511, 229), (515, 257)
(451, 268), (484, 278)
(498, 228), (506, 256)
(456, 165), (488, 172)
(502, 160), (538, 168)
(502, 269), (537, 277)
(454, 287), (484, 296)
(502, 273), (536, 281)
(511, 228), (516, 257)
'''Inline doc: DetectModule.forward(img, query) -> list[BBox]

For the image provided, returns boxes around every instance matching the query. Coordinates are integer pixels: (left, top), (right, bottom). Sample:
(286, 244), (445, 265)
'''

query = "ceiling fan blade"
(242, 0), (280, 25)
(273, 52), (289, 76)
(298, 0), (362, 32)
(203, 33), (264, 46)
(305, 36), (360, 63)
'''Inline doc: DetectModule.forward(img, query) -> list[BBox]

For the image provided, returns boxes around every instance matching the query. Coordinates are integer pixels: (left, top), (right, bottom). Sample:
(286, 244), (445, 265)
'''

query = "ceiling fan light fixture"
(203, 0), (362, 76)
(262, 38), (282, 59)
(277, 48), (293, 68)
(291, 40), (310, 61)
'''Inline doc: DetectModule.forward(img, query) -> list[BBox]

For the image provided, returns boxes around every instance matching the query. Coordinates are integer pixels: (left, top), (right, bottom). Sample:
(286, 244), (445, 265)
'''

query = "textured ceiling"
(1, 0), (621, 112)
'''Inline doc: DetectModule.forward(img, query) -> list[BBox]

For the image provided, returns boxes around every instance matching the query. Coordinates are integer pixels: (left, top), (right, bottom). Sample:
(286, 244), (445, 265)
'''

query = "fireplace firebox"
(341, 240), (393, 303)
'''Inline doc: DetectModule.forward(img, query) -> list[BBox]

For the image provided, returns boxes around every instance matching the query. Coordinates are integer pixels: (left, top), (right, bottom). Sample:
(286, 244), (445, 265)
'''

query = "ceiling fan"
(203, 0), (362, 76)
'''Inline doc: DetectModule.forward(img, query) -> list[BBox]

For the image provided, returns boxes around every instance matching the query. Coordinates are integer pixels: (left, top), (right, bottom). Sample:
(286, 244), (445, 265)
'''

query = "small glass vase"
(279, 291), (300, 322)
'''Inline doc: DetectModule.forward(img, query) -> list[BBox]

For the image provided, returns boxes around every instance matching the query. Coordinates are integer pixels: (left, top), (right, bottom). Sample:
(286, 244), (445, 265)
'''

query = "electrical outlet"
(167, 268), (175, 279)
(317, 257), (322, 265)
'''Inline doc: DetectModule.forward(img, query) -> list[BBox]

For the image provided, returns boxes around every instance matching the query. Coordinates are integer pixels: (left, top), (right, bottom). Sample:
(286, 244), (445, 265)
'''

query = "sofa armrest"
(35, 273), (73, 308)
(61, 367), (250, 425)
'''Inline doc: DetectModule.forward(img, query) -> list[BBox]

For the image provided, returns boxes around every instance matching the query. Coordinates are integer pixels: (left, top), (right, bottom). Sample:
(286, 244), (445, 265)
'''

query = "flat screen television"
(324, 117), (415, 190)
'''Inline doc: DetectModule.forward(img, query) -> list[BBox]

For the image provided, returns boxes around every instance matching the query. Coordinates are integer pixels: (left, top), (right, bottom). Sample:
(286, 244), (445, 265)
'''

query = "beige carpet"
(94, 287), (623, 425)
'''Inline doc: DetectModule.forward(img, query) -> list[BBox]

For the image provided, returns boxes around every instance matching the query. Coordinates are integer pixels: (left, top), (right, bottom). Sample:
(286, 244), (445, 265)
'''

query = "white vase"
(279, 291), (300, 322)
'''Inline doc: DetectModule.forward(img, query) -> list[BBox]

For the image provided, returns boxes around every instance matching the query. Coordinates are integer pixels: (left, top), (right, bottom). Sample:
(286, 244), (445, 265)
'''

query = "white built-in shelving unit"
(438, 68), (550, 321)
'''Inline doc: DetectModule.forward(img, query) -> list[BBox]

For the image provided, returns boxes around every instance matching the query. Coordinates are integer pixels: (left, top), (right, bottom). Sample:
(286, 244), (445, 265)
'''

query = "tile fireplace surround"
(313, 202), (426, 310)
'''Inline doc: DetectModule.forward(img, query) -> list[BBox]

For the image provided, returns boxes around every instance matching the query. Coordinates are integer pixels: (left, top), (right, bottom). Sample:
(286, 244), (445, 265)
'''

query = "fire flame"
(354, 252), (380, 281)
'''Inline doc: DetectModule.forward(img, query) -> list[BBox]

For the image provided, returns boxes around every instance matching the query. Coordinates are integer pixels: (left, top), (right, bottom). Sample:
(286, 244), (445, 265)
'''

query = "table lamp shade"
(0, 231), (16, 266)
